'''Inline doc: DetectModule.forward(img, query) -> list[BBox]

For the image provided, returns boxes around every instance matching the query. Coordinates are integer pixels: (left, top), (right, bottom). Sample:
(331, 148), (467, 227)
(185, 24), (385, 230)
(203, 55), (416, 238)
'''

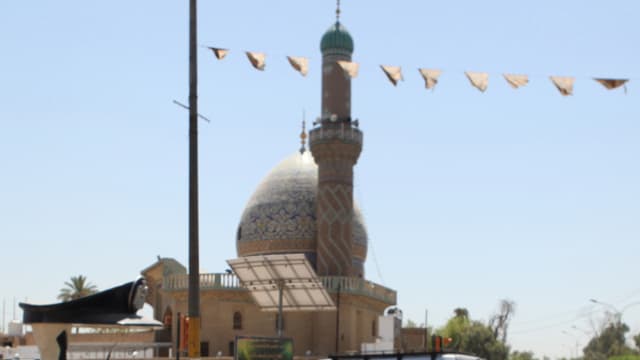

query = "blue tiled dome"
(236, 151), (367, 266)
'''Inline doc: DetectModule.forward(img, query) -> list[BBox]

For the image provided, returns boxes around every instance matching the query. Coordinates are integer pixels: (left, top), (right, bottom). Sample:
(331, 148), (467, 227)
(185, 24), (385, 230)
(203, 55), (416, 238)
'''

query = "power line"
(511, 290), (640, 335)
(510, 308), (601, 335)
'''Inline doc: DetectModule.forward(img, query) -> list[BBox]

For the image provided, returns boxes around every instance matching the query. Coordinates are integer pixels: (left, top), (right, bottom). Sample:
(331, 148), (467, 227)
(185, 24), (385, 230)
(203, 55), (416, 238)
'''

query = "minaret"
(310, 6), (363, 277)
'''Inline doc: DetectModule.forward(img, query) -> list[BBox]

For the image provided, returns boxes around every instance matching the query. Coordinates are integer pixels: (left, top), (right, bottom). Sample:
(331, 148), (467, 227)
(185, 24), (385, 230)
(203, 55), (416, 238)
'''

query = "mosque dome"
(320, 21), (354, 54)
(236, 151), (367, 272)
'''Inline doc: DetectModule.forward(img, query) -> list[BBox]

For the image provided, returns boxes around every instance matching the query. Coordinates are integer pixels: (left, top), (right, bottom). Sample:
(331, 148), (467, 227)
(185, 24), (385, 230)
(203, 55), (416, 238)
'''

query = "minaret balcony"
(162, 273), (396, 305)
(309, 123), (363, 147)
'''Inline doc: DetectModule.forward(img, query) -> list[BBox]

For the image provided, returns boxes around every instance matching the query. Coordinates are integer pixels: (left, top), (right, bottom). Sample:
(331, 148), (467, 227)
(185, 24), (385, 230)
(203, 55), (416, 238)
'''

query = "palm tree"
(57, 275), (98, 302)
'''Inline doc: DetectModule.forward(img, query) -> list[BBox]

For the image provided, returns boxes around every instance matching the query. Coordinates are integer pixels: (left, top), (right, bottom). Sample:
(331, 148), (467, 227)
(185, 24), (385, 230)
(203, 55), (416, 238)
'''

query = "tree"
(438, 308), (509, 360)
(608, 356), (640, 360)
(635, 333), (640, 351)
(509, 350), (536, 360)
(454, 308), (469, 318)
(459, 320), (509, 360)
(404, 319), (418, 328)
(583, 322), (635, 360)
(57, 275), (98, 302)
(440, 307), (470, 342)
(489, 299), (516, 343)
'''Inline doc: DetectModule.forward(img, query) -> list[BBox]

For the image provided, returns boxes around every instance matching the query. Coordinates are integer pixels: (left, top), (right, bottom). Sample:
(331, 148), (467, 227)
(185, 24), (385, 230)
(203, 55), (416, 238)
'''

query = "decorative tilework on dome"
(241, 201), (316, 242)
(237, 151), (368, 261)
(238, 151), (317, 245)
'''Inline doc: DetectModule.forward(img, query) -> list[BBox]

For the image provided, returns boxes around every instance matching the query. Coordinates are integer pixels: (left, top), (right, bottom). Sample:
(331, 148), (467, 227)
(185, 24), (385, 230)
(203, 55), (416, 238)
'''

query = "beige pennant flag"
(287, 56), (309, 77)
(465, 71), (489, 92)
(503, 74), (529, 89)
(594, 78), (628, 92)
(337, 60), (359, 78)
(550, 76), (575, 96)
(418, 69), (442, 90)
(246, 51), (266, 71)
(208, 47), (229, 60)
(380, 65), (403, 86)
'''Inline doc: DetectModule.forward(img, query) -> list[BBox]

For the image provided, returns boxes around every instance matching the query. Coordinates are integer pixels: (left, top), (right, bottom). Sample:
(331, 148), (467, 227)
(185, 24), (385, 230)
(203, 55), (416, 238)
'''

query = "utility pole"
(424, 309), (428, 351)
(187, 0), (201, 357)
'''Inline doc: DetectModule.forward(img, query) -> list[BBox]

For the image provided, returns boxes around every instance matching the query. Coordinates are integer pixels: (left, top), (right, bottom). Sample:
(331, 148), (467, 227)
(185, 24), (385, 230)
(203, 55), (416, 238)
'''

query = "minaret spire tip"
(299, 111), (307, 154)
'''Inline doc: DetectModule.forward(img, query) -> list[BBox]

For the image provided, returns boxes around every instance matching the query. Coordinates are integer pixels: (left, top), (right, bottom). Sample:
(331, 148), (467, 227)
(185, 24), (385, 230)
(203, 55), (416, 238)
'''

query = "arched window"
(233, 311), (242, 330)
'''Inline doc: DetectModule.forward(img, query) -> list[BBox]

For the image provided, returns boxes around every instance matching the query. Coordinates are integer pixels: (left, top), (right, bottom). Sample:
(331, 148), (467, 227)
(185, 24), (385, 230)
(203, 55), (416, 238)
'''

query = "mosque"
(141, 13), (398, 358)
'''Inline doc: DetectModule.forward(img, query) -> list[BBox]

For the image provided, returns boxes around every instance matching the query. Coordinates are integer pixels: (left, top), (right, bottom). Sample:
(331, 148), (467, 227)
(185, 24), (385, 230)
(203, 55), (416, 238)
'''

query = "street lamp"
(590, 298), (619, 324)
(590, 299), (640, 324)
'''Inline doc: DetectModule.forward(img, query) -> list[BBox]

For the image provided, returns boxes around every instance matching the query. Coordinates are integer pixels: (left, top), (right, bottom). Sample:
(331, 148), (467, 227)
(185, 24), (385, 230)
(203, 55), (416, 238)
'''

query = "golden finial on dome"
(299, 112), (308, 154)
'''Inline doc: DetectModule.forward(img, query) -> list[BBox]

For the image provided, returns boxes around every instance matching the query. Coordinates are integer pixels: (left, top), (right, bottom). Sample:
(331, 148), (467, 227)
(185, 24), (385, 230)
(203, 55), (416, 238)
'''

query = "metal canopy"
(227, 254), (336, 312)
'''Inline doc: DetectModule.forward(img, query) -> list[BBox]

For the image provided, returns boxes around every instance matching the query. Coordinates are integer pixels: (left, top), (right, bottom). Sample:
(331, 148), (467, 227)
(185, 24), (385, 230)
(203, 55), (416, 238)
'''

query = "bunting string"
(503, 74), (529, 89)
(205, 44), (632, 96)
(245, 51), (266, 71)
(337, 60), (360, 78)
(465, 72), (489, 92)
(595, 78), (628, 94)
(287, 56), (309, 77)
(418, 69), (442, 90)
(549, 76), (576, 96)
(381, 65), (404, 86)
(208, 47), (229, 60)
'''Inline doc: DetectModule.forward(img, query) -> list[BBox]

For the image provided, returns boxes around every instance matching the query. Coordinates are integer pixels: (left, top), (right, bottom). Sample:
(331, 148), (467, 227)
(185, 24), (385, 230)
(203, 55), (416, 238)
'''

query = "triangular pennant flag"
(380, 65), (403, 86)
(465, 72), (489, 92)
(336, 60), (359, 78)
(245, 51), (266, 71)
(550, 76), (575, 96)
(287, 56), (309, 77)
(594, 78), (628, 92)
(503, 74), (529, 89)
(208, 47), (229, 60)
(418, 69), (442, 90)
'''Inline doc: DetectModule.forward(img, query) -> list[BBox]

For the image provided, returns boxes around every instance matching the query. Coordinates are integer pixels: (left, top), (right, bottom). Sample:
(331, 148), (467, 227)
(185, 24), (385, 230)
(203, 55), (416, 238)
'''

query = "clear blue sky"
(1, 1), (639, 358)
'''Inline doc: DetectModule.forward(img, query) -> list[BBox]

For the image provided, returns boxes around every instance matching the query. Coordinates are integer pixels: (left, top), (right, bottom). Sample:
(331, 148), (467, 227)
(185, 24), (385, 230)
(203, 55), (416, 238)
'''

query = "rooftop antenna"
(299, 111), (307, 154)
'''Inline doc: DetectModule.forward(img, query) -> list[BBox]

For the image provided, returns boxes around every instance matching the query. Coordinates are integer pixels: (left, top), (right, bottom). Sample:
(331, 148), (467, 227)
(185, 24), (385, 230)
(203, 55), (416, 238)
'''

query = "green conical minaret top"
(320, 21), (354, 54)
(320, 1), (354, 54)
